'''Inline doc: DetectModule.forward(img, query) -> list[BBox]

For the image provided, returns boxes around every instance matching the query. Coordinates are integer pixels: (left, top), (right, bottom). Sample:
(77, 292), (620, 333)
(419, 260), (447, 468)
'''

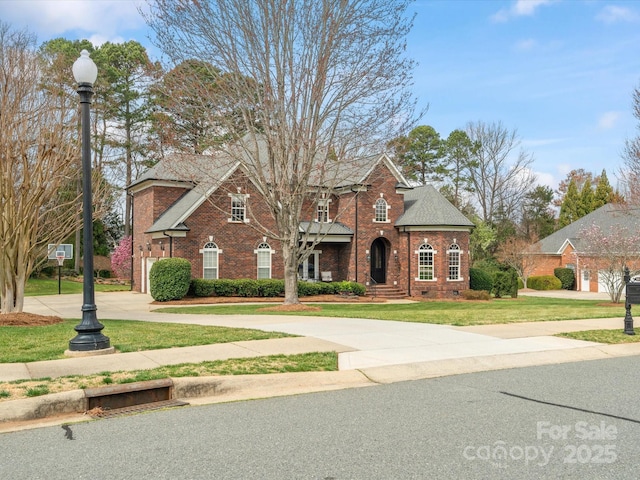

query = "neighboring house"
(530, 203), (640, 293)
(129, 148), (475, 298)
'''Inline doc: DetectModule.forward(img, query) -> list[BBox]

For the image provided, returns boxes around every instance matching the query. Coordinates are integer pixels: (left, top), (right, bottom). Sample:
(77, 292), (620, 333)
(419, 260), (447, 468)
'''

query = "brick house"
(129, 147), (475, 298)
(529, 203), (640, 292)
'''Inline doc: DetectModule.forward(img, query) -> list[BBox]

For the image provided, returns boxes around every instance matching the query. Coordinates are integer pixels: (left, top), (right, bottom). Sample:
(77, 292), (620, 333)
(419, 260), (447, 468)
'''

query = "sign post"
(48, 244), (73, 295)
(56, 252), (65, 295)
(623, 267), (638, 335)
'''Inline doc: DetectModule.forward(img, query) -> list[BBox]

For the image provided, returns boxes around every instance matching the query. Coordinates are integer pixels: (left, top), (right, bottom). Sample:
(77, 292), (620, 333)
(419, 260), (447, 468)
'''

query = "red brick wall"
(132, 159), (472, 297)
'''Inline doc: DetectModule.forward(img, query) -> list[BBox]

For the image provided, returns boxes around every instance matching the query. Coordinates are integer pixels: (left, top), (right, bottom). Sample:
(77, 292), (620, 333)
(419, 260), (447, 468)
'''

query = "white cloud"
(522, 137), (568, 148)
(534, 170), (557, 189)
(557, 163), (573, 177)
(514, 38), (537, 51)
(491, 0), (556, 23)
(2, 0), (146, 43)
(596, 5), (640, 24)
(597, 111), (621, 130)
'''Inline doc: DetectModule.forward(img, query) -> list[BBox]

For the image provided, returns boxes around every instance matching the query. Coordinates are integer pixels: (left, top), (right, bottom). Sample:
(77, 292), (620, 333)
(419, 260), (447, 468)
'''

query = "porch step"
(366, 284), (407, 299)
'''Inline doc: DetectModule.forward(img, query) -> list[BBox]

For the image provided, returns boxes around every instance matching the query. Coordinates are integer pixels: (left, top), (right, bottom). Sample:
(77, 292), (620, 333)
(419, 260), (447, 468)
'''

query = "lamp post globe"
(68, 50), (111, 352)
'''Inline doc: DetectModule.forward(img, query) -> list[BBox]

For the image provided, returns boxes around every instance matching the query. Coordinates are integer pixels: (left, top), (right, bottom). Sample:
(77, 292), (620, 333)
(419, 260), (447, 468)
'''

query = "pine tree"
(579, 178), (595, 217)
(558, 179), (581, 228)
(593, 169), (614, 209)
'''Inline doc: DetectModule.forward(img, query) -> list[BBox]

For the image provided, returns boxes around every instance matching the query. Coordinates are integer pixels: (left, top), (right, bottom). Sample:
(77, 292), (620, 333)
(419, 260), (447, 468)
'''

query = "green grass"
(558, 329), (640, 344)
(0, 319), (294, 363)
(25, 385), (50, 397)
(25, 278), (129, 296)
(0, 352), (338, 401)
(155, 296), (623, 326)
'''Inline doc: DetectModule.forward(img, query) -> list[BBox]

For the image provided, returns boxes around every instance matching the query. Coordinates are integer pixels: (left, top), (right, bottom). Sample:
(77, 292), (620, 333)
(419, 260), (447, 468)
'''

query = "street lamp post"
(68, 50), (111, 352)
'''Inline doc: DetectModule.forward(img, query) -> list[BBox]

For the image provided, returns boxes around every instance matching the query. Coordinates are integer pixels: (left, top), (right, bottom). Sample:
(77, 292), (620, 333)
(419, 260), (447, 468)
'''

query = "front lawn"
(25, 278), (129, 296)
(155, 296), (624, 326)
(558, 329), (640, 344)
(0, 319), (294, 363)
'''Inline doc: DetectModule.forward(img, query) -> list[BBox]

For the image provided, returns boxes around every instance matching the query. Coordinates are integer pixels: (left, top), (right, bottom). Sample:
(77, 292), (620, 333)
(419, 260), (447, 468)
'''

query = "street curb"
(2, 344), (640, 430)
(0, 370), (374, 427)
(0, 390), (86, 424)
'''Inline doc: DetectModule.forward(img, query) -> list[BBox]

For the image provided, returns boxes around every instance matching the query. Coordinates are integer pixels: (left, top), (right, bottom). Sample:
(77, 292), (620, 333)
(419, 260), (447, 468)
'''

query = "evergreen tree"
(593, 169), (615, 209)
(579, 177), (595, 217)
(389, 125), (447, 185)
(558, 179), (581, 227)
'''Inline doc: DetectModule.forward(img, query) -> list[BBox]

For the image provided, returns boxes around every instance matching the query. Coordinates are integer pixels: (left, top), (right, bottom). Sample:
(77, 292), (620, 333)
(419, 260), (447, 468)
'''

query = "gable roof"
(536, 203), (640, 254)
(133, 137), (468, 234)
(395, 185), (475, 228)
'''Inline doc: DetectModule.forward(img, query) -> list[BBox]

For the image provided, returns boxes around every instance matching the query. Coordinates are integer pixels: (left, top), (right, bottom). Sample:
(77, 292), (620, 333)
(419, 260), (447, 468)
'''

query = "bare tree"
(144, 0), (417, 304)
(495, 235), (540, 289)
(578, 219), (640, 303)
(465, 121), (537, 224)
(0, 24), (106, 313)
(621, 82), (640, 205)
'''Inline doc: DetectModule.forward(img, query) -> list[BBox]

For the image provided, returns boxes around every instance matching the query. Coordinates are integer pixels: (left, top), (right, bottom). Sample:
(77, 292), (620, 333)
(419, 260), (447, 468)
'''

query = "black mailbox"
(624, 267), (637, 335)
(627, 283), (640, 305)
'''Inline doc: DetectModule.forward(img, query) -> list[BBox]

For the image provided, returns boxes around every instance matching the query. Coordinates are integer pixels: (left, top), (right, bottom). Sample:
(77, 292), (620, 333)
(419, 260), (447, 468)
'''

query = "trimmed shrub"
(149, 258), (191, 301)
(235, 279), (260, 297)
(298, 281), (323, 296)
(317, 282), (337, 294)
(554, 267), (575, 290)
(528, 275), (562, 291)
(189, 278), (363, 298)
(461, 289), (491, 301)
(493, 269), (518, 298)
(469, 268), (494, 292)
(258, 279), (285, 297)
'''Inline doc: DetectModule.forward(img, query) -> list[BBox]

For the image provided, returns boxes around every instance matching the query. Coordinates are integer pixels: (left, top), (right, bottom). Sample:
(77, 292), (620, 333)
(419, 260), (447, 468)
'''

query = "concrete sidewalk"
(1, 290), (638, 429)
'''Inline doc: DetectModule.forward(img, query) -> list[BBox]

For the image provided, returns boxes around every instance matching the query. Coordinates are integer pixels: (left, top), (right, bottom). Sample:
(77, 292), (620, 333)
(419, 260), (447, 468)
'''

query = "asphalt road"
(2, 356), (639, 479)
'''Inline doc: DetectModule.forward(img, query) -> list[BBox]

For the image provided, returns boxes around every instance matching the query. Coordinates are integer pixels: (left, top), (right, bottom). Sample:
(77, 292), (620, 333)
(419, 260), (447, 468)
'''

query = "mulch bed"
(0, 294), (379, 327)
(153, 294), (380, 306)
(0, 313), (64, 327)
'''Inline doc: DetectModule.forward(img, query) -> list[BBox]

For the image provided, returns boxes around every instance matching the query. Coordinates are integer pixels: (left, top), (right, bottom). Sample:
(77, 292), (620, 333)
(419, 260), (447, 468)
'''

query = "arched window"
(202, 241), (219, 279)
(448, 243), (461, 281)
(417, 243), (435, 281)
(255, 242), (273, 279)
(374, 198), (388, 222)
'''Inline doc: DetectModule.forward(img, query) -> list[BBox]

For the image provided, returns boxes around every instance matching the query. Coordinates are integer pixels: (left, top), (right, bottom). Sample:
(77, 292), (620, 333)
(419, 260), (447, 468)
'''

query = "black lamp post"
(68, 50), (110, 352)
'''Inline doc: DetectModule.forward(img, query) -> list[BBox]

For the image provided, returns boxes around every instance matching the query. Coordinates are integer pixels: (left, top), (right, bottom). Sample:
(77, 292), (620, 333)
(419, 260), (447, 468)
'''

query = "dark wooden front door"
(370, 238), (386, 284)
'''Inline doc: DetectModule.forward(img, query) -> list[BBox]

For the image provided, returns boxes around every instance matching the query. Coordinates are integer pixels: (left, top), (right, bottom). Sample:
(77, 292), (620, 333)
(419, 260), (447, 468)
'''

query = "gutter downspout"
(351, 187), (359, 283)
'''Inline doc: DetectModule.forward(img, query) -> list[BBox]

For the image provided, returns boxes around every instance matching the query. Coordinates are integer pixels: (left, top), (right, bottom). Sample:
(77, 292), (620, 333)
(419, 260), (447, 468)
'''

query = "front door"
(370, 238), (386, 284)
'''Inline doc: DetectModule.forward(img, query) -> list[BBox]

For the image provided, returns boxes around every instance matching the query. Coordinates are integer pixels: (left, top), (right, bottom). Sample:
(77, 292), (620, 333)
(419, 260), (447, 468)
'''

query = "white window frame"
(415, 243), (436, 281)
(373, 198), (390, 223)
(298, 251), (320, 281)
(316, 201), (329, 223)
(447, 243), (462, 281)
(254, 241), (275, 279)
(200, 241), (220, 279)
(228, 193), (249, 223)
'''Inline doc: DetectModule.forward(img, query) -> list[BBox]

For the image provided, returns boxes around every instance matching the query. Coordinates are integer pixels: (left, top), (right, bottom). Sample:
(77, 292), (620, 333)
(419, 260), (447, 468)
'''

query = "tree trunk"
(281, 240), (300, 305)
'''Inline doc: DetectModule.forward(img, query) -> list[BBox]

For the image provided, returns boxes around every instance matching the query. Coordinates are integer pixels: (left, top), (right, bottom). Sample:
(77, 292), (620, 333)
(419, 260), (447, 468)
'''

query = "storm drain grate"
(88, 399), (189, 419)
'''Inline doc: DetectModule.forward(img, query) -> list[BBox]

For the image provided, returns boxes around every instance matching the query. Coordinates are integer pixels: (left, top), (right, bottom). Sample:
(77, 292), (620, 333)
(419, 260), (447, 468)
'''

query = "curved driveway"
(22, 291), (619, 370)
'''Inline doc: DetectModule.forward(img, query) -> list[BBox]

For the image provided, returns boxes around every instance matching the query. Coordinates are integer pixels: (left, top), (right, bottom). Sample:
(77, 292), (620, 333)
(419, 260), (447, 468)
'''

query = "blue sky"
(3, 0), (639, 193)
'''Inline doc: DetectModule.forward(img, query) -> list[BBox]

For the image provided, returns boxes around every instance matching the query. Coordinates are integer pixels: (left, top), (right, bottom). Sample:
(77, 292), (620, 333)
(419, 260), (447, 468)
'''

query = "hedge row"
(527, 275), (562, 290)
(190, 278), (366, 299)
